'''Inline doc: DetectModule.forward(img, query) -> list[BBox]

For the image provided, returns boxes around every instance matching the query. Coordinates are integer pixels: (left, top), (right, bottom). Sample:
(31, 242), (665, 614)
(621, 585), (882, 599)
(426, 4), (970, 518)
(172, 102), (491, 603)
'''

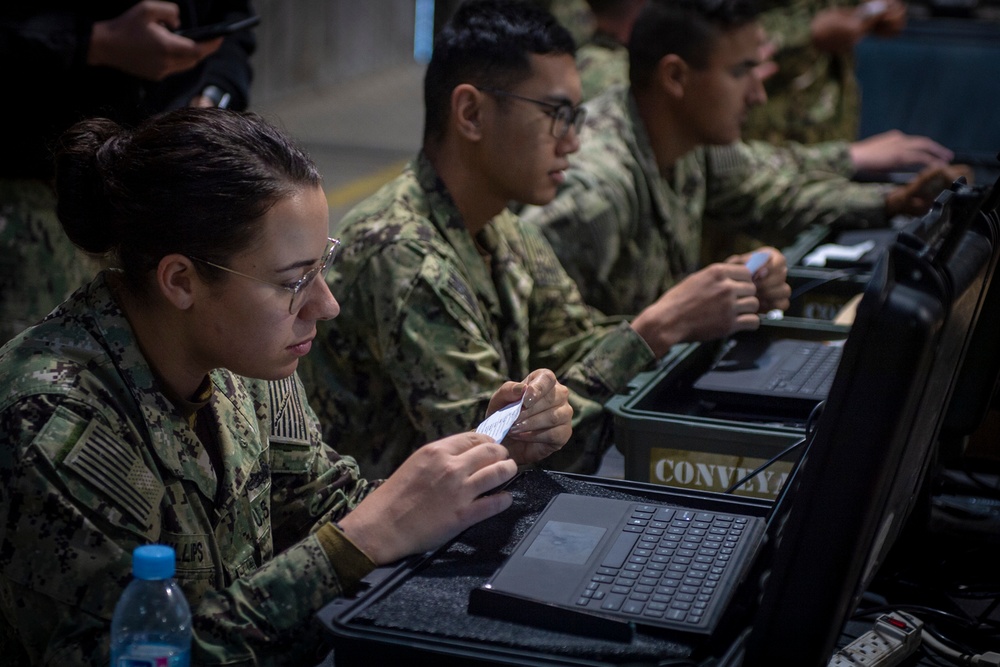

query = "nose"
(300, 275), (340, 321)
(747, 71), (768, 108)
(557, 125), (581, 156)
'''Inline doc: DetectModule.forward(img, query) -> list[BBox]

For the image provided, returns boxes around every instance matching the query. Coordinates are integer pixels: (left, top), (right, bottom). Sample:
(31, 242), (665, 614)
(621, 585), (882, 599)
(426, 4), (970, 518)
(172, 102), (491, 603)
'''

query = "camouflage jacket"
(745, 0), (861, 144)
(576, 31), (629, 102)
(0, 274), (376, 666)
(297, 153), (655, 480)
(573, 35), (858, 172)
(519, 86), (887, 316)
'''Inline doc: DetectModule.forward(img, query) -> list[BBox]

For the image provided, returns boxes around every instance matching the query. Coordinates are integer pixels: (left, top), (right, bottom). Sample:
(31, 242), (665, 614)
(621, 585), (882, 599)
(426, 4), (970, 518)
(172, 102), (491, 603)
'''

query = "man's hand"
(850, 130), (954, 173)
(868, 0), (907, 37)
(487, 369), (572, 466)
(811, 0), (907, 53)
(727, 247), (791, 313)
(87, 1), (223, 81)
(885, 164), (975, 218)
(631, 264), (761, 358)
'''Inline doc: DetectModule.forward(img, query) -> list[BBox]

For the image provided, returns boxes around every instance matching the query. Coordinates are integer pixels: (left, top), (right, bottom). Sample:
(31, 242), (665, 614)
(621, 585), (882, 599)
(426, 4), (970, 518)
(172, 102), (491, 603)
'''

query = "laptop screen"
(744, 178), (999, 664)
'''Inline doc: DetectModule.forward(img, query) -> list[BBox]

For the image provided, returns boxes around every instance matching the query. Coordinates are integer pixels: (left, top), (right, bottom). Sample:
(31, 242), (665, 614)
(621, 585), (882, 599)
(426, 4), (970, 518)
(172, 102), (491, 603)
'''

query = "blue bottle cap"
(132, 544), (176, 580)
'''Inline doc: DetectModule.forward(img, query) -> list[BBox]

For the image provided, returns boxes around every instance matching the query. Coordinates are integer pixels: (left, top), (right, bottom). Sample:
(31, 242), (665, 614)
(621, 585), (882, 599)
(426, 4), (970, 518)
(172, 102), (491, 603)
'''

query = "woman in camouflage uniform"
(0, 108), (571, 665)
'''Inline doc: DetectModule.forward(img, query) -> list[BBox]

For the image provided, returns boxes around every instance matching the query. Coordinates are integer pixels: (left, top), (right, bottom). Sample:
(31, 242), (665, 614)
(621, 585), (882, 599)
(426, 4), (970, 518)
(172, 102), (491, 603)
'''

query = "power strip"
(828, 612), (923, 667)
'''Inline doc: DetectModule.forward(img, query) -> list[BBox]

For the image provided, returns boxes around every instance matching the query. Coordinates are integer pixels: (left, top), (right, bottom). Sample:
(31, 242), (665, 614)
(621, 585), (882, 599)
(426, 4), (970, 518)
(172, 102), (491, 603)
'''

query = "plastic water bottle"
(110, 544), (192, 667)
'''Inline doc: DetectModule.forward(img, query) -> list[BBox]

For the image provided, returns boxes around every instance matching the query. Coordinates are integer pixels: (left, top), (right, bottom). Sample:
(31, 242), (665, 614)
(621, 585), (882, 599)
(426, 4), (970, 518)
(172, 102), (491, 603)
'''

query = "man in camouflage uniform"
(744, 0), (907, 145)
(521, 0), (965, 318)
(543, 0), (596, 46)
(575, 0), (645, 101)
(0, 274), (377, 665)
(573, 0), (952, 177)
(299, 0), (779, 480)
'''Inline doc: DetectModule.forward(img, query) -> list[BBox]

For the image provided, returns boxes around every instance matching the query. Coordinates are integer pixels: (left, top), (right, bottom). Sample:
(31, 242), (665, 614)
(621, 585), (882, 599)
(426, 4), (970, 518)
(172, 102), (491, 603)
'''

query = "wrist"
(630, 310), (681, 359)
(87, 20), (112, 67)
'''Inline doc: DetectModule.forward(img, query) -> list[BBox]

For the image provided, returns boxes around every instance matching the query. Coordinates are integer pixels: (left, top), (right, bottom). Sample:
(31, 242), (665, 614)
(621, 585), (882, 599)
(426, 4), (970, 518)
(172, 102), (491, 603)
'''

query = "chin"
(525, 188), (558, 207)
(234, 359), (299, 382)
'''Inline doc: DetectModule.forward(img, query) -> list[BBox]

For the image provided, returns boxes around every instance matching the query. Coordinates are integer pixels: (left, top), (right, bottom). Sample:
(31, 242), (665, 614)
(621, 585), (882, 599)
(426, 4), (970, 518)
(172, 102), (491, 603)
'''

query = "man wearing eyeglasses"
(298, 0), (776, 479)
(519, 0), (968, 319)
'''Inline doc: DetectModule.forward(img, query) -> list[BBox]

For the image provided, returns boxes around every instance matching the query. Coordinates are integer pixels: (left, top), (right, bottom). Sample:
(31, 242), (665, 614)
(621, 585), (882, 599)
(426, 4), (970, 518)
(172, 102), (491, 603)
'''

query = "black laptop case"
(316, 470), (770, 667)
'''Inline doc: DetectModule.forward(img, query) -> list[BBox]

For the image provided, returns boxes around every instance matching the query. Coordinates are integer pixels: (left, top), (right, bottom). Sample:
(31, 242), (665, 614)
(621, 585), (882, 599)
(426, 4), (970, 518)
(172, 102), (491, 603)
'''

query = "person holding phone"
(0, 1), (257, 347)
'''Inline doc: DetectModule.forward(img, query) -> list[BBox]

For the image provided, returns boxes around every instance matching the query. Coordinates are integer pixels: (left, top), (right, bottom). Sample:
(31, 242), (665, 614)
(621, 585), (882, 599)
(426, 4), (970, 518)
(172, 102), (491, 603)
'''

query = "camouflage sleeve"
(746, 139), (856, 177)
(515, 220), (656, 472)
(520, 165), (641, 318)
(257, 373), (377, 554)
(576, 43), (629, 102)
(364, 236), (653, 474)
(0, 180), (101, 345)
(0, 391), (373, 666)
(757, 1), (818, 53)
(0, 393), (111, 665)
(704, 142), (888, 250)
(192, 375), (379, 663)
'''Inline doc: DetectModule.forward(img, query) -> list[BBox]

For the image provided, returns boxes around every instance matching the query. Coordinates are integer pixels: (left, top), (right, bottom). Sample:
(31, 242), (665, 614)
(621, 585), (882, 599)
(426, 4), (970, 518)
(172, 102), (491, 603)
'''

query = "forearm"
(191, 533), (362, 665)
(707, 142), (888, 247)
(744, 139), (855, 177)
(547, 321), (655, 473)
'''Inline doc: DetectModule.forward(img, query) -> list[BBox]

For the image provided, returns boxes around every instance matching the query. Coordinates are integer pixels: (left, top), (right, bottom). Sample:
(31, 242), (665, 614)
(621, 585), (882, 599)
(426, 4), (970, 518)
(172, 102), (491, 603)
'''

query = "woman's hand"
(337, 432), (517, 565)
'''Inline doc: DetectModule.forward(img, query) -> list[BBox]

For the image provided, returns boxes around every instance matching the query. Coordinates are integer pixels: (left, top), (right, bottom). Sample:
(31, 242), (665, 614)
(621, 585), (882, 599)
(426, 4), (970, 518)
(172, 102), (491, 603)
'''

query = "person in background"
(298, 0), (784, 481)
(539, 0), (596, 46)
(0, 1), (257, 345)
(0, 107), (572, 665)
(520, 0), (968, 319)
(745, 0), (908, 146)
(576, 0), (646, 101)
(573, 0), (952, 176)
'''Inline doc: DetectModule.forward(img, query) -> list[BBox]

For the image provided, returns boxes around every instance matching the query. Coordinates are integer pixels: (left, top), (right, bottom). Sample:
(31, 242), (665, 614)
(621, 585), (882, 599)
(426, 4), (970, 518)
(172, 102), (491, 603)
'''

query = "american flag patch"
(63, 419), (162, 529)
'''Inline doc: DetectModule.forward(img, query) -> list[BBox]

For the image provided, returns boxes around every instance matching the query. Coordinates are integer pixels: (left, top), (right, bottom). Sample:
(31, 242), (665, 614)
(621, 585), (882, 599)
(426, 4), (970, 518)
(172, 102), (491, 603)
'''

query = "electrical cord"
(921, 628), (1000, 666)
(789, 267), (866, 303)
(722, 436), (807, 494)
(852, 603), (1000, 663)
(851, 604), (977, 631)
(722, 400), (825, 494)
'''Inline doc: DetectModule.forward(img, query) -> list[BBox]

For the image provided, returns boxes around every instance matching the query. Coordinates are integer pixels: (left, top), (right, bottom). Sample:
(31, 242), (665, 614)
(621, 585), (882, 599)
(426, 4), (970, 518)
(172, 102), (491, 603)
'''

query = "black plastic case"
(316, 470), (770, 667)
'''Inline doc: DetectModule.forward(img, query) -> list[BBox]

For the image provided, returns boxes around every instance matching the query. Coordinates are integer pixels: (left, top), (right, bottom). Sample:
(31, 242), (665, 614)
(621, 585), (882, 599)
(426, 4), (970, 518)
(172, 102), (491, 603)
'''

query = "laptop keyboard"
(573, 504), (758, 632)
(765, 343), (842, 396)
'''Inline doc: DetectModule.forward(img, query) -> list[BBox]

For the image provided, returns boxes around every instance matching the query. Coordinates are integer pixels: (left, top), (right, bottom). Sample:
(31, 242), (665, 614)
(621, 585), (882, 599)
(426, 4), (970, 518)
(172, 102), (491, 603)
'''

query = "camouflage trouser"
(0, 179), (101, 345)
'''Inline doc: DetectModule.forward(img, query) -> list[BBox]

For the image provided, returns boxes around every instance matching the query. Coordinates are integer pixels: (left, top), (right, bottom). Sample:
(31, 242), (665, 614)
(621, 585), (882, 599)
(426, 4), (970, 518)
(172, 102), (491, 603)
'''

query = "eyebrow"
(275, 257), (320, 274)
(543, 94), (578, 107)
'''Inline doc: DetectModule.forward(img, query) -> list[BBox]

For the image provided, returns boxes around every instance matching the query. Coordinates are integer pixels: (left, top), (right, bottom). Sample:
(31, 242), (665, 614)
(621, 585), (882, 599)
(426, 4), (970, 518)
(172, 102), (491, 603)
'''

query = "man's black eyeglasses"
(478, 87), (586, 139)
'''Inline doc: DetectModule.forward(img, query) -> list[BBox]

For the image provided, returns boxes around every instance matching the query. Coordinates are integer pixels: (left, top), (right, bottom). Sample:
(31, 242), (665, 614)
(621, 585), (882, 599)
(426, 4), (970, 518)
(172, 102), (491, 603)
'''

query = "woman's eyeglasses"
(191, 238), (341, 314)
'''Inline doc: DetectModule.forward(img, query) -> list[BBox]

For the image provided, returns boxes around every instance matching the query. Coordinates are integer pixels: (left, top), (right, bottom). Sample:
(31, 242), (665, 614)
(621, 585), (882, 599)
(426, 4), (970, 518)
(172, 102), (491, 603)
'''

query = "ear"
(156, 254), (199, 311)
(655, 54), (689, 99)
(451, 83), (485, 142)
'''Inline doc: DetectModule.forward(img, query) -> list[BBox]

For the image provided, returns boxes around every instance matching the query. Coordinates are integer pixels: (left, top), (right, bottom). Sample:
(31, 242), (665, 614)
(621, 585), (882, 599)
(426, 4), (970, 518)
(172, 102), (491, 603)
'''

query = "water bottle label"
(115, 643), (190, 667)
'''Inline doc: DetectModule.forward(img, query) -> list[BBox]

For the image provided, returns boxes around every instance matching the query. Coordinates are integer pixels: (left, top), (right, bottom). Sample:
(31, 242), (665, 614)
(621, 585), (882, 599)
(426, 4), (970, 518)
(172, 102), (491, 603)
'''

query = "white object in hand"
(476, 396), (525, 442)
(745, 250), (770, 274)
